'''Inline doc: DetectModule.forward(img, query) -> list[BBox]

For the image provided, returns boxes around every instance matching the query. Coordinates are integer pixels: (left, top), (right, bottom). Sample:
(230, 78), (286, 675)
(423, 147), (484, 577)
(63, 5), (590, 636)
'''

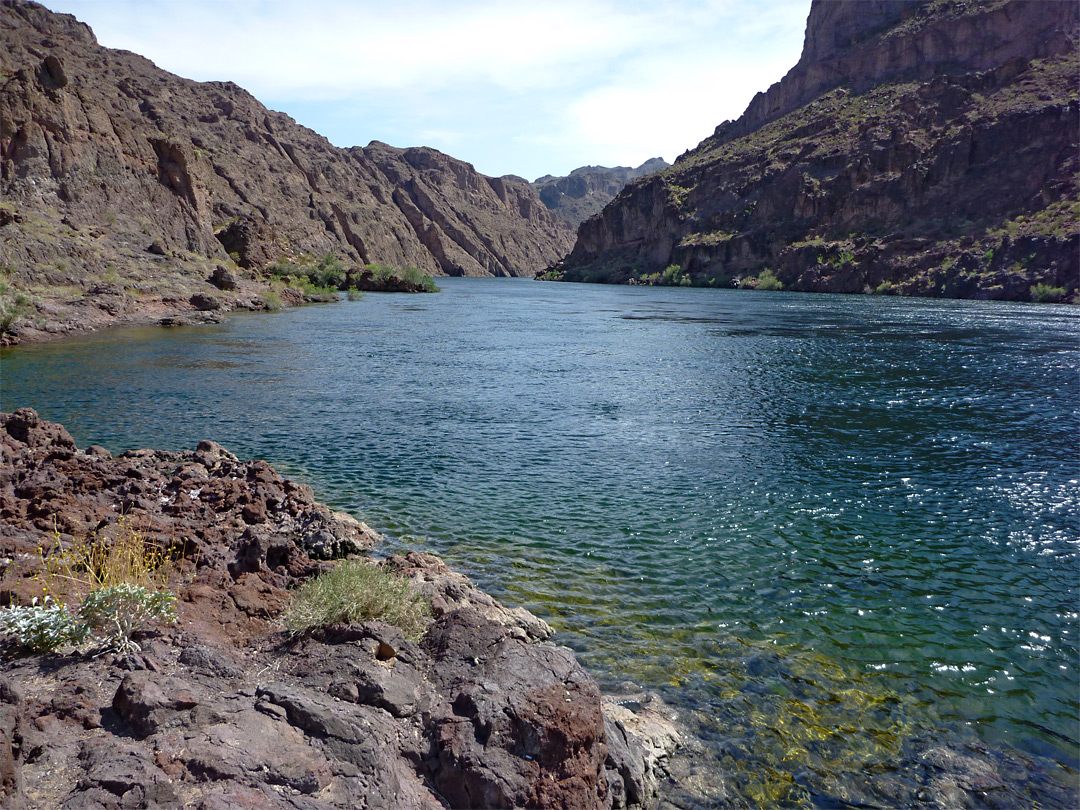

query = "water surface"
(3, 278), (1077, 802)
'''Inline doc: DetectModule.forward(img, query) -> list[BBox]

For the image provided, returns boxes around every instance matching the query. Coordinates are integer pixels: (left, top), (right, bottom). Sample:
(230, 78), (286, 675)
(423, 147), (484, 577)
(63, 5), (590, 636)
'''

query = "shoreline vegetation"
(0, 252), (439, 346)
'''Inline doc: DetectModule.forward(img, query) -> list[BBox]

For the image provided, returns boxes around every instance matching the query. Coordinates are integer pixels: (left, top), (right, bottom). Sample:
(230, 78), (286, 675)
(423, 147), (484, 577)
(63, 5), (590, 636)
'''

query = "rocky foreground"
(0, 409), (679, 810)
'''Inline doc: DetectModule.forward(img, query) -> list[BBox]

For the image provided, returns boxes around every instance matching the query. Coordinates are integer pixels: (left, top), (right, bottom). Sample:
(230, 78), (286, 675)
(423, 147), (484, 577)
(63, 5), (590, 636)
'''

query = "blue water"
(2, 278), (1077, 801)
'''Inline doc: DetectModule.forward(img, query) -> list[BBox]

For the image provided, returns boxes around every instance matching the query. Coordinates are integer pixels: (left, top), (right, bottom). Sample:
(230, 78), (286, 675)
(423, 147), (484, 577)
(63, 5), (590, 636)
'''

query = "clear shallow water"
(3, 279), (1078, 800)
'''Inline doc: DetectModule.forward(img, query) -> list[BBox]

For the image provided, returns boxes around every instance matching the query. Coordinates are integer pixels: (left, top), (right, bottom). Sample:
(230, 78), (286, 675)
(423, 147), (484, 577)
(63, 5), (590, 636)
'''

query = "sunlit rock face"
(531, 159), (670, 228)
(0, 0), (575, 340)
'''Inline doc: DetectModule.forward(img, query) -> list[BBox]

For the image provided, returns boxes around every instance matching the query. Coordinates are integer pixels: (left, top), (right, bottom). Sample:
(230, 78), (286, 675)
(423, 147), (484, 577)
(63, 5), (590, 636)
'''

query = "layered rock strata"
(550, 0), (1079, 301)
(0, 0), (575, 342)
(0, 409), (677, 810)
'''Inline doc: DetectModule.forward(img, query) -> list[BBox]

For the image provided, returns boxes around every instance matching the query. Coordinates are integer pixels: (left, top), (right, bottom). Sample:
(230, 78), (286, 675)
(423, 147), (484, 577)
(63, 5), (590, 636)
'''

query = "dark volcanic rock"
(208, 265), (238, 291)
(551, 0), (1079, 301)
(0, 410), (678, 809)
(0, 0), (575, 343)
(0, 680), (26, 810)
(532, 159), (670, 227)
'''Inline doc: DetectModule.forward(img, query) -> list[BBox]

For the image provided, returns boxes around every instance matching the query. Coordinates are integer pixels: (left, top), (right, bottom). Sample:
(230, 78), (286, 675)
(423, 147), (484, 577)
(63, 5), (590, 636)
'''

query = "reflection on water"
(3, 280), (1078, 803)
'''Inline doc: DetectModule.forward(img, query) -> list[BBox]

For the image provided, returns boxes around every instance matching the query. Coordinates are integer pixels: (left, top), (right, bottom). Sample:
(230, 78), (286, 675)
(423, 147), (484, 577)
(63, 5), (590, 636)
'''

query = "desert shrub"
(367, 263), (397, 284)
(259, 289), (283, 311)
(364, 264), (439, 292)
(78, 584), (176, 652)
(1030, 283), (1066, 303)
(2, 517), (183, 653)
(0, 597), (89, 652)
(873, 280), (900, 295)
(401, 266), (440, 292)
(284, 559), (432, 641)
(0, 288), (34, 334)
(266, 252), (346, 291)
(754, 268), (784, 291)
(39, 515), (175, 598)
(309, 252), (347, 289)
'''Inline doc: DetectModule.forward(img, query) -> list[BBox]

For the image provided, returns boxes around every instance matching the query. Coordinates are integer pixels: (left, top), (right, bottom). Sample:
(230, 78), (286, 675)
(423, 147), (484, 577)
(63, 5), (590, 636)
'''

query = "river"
(3, 277), (1077, 804)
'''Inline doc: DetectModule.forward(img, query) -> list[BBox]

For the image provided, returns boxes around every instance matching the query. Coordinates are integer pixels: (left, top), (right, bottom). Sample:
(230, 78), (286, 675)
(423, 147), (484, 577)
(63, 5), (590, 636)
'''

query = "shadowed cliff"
(548, 0), (1079, 302)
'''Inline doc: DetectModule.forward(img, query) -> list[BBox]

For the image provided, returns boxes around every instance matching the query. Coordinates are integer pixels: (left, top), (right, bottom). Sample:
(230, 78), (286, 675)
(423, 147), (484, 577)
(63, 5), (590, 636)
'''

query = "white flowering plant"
(78, 583), (176, 653)
(0, 596), (90, 652)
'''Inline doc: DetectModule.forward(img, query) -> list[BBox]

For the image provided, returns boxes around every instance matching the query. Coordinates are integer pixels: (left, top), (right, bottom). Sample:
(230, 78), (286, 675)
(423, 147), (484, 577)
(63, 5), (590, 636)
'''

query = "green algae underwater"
(2, 278), (1077, 806)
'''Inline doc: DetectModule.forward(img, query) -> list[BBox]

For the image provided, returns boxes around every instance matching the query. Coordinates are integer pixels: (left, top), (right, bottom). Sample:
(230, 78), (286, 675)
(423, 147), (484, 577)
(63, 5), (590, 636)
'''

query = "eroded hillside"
(0, 0), (574, 341)
(549, 0), (1079, 301)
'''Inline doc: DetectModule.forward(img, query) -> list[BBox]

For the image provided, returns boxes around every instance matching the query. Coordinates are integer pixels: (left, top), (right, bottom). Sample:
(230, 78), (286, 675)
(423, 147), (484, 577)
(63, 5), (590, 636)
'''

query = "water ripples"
(2, 280), (1077, 799)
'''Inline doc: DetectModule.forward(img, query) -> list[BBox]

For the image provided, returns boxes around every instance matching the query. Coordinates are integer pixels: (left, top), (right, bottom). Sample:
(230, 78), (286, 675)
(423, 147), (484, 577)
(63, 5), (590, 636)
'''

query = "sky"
(42, 0), (811, 181)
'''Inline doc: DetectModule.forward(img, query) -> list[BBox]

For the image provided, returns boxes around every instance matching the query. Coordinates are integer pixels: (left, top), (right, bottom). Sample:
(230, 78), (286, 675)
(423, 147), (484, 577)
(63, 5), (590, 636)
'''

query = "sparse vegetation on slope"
(549, 0), (1078, 302)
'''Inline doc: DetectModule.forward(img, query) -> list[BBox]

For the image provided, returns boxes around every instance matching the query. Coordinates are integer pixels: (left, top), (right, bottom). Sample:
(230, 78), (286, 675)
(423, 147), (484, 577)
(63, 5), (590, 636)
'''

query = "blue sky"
(43, 0), (810, 181)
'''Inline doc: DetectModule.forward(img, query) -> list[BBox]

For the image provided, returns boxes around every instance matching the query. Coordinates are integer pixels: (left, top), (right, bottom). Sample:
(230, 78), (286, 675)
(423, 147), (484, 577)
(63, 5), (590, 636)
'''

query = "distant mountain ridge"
(0, 0), (575, 341)
(530, 158), (670, 227)
(549, 0), (1079, 302)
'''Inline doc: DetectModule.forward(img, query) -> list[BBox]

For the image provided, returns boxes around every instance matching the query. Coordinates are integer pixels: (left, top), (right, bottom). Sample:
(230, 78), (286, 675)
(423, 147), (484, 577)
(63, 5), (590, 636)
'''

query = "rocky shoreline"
(0, 261), (442, 347)
(0, 409), (680, 809)
(0, 264), (284, 346)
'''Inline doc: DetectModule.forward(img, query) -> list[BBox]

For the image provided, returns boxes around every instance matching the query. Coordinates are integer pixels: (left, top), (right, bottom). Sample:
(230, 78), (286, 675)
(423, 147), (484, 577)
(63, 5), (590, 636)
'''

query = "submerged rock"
(0, 409), (677, 809)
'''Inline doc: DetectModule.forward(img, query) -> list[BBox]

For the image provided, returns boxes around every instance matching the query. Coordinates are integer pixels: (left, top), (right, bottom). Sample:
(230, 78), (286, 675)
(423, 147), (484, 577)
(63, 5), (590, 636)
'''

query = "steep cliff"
(550, 0), (1079, 301)
(531, 158), (669, 227)
(0, 0), (574, 342)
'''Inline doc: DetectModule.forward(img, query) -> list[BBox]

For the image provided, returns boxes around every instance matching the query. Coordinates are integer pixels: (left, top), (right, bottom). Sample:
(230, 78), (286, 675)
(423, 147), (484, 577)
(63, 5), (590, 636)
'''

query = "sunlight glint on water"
(2, 278), (1077, 785)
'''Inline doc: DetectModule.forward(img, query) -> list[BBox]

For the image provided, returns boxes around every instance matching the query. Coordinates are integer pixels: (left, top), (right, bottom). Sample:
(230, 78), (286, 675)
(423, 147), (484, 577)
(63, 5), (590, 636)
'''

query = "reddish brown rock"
(0, 1), (575, 344)
(0, 410), (679, 809)
(0, 680), (26, 810)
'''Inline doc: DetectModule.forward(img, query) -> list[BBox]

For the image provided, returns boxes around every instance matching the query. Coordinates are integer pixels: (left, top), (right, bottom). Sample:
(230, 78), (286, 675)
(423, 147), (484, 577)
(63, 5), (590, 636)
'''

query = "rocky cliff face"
(531, 159), (669, 227)
(0, 0), (574, 342)
(550, 0), (1079, 301)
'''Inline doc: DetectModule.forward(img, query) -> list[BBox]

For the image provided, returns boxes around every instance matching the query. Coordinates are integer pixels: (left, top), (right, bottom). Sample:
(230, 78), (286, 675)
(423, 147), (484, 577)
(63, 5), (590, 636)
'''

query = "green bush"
(754, 268), (784, 291)
(401, 266), (440, 292)
(0, 597), (89, 652)
(367, 263), (396, 284)
(284, 559), (432, 640)
(309, 252), (347, 289)
(266, 252), (346, 291)
(1030, 282), (1066, 303)
(364, 264), (440, 292)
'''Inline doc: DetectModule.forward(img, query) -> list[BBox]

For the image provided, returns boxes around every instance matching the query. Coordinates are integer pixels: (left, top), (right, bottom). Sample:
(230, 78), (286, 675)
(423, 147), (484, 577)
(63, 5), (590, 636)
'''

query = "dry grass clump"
(37, 514), (177, 601)
(284, 559), (432, 641)
(0, 516), (183, 653)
